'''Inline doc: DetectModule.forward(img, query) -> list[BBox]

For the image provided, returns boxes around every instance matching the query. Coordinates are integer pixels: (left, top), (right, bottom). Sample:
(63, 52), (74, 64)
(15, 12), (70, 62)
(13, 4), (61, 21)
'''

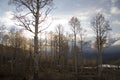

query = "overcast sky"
(0, 0), (120, 39)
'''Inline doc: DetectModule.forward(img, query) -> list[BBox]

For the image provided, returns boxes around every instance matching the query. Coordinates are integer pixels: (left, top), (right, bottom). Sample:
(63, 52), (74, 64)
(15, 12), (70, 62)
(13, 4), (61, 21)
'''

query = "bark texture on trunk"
(34, 0), (39, 79)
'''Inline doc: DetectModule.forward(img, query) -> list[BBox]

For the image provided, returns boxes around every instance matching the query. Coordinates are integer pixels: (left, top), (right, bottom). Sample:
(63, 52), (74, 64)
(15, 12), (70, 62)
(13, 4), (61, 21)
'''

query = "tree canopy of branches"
(69, 17), (80, 73)
(91, 13), (111, 76)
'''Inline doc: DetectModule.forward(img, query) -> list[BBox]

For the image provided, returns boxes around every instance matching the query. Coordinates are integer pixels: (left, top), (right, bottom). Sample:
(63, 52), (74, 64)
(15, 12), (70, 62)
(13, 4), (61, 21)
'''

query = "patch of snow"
(112, 40), (120, 46)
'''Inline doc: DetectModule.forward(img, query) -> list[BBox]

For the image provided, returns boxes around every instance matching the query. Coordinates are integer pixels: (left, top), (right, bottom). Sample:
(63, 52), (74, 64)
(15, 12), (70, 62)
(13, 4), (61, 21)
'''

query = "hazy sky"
(0, 0), (120, 39)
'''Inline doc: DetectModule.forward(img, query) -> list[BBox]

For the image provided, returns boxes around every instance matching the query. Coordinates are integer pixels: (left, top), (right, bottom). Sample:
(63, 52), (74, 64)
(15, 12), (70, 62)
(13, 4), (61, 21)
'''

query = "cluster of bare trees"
(91, 13), (111, 76)
(0, 13), (111, 79)
(0, 0), (112, 79)
(0, 26), (27, 48)
(0, 26), (31, 76)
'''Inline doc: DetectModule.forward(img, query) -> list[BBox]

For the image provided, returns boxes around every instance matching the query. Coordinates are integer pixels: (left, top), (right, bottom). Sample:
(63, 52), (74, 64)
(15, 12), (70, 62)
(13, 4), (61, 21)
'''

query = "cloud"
(110, 32), (120, 40)
(0, 11), (14, 27)
(111, 0), (118, 4)
(112, 20), (120, 25)
(110, 6), (120, 14)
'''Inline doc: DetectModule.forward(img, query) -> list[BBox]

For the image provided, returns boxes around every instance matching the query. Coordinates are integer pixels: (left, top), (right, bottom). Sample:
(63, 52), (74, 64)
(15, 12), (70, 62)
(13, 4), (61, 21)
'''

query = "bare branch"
(38, 7), (52, 24)
(38, 21), (52, 33)
(14, 15), (34, 33)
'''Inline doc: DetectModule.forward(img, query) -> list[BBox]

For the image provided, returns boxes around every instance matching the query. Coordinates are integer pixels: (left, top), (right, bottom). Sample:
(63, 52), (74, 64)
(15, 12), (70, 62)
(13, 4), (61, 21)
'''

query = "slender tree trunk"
(80, 40), (83, 72)
(34, 35), (39, 80)
(98, 47), (103, 77)
(53, 41), (55, 65)
(45, 33), (48, 60)
(50, 36), (53, 67)
(58, 31), (61, 72)
(74, 34), (77, 74)
(34, 0), (39, 79)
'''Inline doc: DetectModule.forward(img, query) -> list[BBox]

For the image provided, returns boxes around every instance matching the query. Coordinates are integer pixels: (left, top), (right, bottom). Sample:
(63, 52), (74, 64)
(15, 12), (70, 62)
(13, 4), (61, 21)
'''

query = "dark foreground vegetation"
(0, 68), (120, 80)
(0, 44), (120, 80)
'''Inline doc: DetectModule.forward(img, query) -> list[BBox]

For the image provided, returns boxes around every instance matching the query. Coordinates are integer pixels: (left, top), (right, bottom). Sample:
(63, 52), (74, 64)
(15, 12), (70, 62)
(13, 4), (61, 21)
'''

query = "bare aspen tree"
(78, 27), (87, 72)
(69, 17), (80, 73)
(44, 31), (48, 60)
(9, 0), (53, 79)
(55, 25), (69, 71)
(78, 28), (86, 55)
(48, 31), (54, 66)
(64, 32), (69, 67)
(91, 13), (111, 76)
(55, 24), (64, 71)
(53, 34), (58, 65)
(49, 31), (53, 58)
